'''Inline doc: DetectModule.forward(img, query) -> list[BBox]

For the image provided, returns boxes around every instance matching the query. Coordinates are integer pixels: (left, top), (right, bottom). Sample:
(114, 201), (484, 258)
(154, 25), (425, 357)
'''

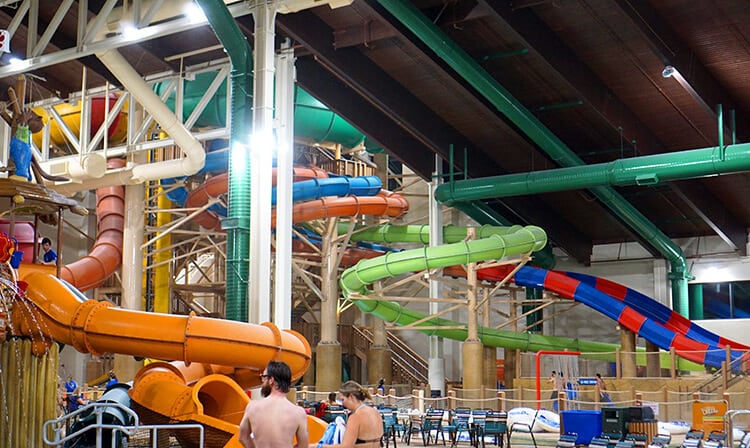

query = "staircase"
(353, 325), (428, 386)
(695, 355), (746, 393)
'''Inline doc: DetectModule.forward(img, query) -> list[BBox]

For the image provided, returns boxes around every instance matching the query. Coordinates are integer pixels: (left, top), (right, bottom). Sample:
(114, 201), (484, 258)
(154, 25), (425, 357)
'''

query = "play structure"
(0, 56), (747, 448)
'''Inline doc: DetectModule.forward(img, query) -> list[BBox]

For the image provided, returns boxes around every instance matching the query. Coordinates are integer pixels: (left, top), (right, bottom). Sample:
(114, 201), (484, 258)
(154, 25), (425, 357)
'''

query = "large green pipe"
(339, 226), (700, 370)
(196, 0), (253, 321)
(154, 71), (383, 152)
(378, 0), (690, 316)
(343, 223), (524, 244)
(451, 200), (556, 269)
(435, 142), (750, 201)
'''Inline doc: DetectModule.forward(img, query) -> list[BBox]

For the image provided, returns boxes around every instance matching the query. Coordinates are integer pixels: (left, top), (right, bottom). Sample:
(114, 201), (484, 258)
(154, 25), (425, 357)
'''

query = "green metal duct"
(435, 142), (750, 201)
(196, 0), (253, 322)
(154, 75), (383, 152)
(378, 0), (690, 316)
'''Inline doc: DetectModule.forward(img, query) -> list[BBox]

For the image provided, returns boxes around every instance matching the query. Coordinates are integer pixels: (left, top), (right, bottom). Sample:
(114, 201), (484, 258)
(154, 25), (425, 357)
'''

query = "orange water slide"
(12, 272), (312, 375)
(19, 158), (125, 291)
(272, 190), (409, 227)
(13, 272), (316, 447)
(184, 168), (329, 230)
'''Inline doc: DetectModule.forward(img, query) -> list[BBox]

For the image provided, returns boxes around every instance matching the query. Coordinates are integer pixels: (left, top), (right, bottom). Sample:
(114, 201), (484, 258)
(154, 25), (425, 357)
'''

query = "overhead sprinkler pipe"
(379, 0), (691, 316)
(96, 49), (205, 181)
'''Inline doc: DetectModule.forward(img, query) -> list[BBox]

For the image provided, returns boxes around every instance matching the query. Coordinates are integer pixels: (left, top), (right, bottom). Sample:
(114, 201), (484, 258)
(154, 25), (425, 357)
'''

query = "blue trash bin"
(561, 410), (602, 445)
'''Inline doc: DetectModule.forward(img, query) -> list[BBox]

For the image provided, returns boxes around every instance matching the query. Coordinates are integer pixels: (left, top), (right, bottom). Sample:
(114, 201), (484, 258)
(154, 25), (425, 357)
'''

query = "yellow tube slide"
(12, 272), (318, 447)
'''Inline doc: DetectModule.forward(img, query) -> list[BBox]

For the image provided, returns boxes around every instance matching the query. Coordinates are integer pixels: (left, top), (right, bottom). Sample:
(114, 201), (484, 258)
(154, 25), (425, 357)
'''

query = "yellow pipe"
(155, 185), (171, 314)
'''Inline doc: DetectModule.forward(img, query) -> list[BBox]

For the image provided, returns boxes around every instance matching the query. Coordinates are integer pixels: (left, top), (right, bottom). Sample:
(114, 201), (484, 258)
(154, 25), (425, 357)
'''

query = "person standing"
(315, 381), (383, 448)
(105, 371), (118, 389)
(238, 361), (309, 448)
(40, 237), (57, 265)
(548, 371), (562, 412)
(596, 373), (612, 403)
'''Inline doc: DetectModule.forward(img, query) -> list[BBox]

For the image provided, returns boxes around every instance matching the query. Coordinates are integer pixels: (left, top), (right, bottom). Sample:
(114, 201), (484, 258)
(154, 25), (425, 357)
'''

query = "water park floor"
(391, 432), (694, 448)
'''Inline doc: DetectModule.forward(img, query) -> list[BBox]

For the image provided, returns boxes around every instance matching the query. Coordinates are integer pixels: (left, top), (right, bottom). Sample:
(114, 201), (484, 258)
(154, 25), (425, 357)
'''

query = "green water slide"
(154, 72), (382, 151)
(339, 224), (701, 370)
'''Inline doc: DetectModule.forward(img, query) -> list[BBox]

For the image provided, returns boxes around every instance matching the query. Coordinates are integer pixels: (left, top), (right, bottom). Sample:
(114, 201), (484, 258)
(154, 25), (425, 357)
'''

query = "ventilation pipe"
(379, 0), (690, 315)
(195, 0), (253, 322)
(435, 143), (750, 201)
(96, 49), (205, 181)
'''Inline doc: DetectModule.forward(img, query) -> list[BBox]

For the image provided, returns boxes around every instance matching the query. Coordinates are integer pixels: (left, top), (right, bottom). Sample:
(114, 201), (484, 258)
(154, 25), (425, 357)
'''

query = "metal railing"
(44, 402), (205, 448)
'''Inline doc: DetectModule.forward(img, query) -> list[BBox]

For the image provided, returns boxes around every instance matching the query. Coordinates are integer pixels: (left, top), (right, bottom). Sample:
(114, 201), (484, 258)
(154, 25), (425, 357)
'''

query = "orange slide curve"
(11, 271), (318, 447)
(19, 158), (125, 291)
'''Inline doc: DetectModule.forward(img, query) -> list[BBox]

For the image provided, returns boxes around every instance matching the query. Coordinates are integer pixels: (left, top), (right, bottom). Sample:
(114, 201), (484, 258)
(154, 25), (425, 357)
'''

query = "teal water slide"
(339, 224), (701, 370)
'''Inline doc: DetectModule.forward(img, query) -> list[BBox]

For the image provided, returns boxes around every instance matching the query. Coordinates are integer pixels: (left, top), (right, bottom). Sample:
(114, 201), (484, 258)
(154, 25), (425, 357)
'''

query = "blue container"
(561, 410), (602, 444)
(10, 251), (22, 268)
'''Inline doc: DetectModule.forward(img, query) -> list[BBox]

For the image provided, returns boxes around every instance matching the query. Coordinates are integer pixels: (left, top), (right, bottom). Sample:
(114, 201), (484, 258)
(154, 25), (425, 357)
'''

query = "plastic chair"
(738, 431), (750, 448)
(704, 430), (726, 448)
(648, 435), (672, 448)
(681, 431), (705, 448)
(482, 411), (508, 448)
(470, 409), (489, 448)
(626, 432), (648, 448)
(448, 409), (472, 447)
(590, 436), (613, 448)
(422, 409), (447, 446)
(556, 433), (578, 448)
(381, 410), (400, 448)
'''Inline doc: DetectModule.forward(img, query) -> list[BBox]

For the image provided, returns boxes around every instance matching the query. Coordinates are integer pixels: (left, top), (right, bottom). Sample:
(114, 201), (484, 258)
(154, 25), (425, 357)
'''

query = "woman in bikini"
(315, 380), (383, 448)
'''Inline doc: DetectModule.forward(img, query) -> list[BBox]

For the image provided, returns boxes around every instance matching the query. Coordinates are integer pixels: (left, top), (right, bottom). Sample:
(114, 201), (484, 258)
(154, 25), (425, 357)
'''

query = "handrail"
(43, 402), (205, 447)
(725, 409), (750, 446)
(354, 325), (428, 384)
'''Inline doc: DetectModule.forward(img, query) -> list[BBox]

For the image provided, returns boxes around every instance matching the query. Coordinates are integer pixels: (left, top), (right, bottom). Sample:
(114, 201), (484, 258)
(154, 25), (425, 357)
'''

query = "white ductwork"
(96, 48), (205, 182)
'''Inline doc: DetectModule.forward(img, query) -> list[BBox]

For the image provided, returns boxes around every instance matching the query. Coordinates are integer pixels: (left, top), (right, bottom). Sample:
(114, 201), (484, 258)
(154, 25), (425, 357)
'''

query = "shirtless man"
(238, 361), (309, 448)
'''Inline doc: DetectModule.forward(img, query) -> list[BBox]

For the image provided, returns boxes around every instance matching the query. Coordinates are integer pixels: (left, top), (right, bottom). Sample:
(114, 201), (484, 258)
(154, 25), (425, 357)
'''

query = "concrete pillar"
(316, 342), (342, 393)
(368, 309), (391, 384)
(484, 346), (497, 389)
(620, 328), (637, 377)
(463, 340), (484, 407)
(503, 348), (516, 388)
(645, 341), (661, 377)
(368, 345), (392, 385)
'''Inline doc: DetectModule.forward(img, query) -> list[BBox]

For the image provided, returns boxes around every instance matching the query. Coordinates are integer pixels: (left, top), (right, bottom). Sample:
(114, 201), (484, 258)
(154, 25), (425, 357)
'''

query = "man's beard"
(261, 383), (272, 397)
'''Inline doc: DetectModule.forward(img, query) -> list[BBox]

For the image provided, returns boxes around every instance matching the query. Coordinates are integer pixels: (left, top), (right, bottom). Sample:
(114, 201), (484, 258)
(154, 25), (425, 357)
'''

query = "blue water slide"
(513, 266), (744, 368)
(562, 271), (749, 350)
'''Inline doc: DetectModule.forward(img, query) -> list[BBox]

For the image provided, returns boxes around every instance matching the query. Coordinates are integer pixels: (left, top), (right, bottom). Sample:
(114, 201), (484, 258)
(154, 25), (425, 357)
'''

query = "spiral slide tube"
(184, 172), (394, 231)
(340, 226), (702, 370)
(11, 272), (314, 447)
(17, 158), (126, 291)
(512, 266), (745, 368)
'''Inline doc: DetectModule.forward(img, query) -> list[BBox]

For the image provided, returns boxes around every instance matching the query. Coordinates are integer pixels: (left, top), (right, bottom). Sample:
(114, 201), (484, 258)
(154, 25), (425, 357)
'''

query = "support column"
(118, 152), (146, 382)
(368, 153), (392, 385)
(273, 40), (295, 330)
(248, 1), (275, 323)
(482, 289), (496, 389)
(503, 289), (518, 388)
(645, 341), (661, 377)
(620, 328), (637, 377)
(463, 233), (483, 405)
(368, 317), (391, 384)
(316, 219), (342, 392)
(428, 154), (445, 396)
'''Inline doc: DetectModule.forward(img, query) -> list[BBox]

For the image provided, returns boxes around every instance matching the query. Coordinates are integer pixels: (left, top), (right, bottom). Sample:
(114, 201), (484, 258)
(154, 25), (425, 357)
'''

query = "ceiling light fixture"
(662, 65), (675, 78)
